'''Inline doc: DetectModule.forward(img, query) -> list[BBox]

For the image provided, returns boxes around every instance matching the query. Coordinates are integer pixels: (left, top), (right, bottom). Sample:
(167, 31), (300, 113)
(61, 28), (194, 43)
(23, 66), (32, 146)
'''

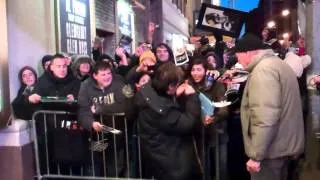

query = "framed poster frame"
(197, 3), (247, 38)
(55, 0), (92, 55)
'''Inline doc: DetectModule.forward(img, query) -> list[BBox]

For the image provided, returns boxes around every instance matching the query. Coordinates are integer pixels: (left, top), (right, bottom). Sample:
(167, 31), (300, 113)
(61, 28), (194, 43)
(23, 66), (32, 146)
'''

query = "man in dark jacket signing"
(135, 62), (202, 180)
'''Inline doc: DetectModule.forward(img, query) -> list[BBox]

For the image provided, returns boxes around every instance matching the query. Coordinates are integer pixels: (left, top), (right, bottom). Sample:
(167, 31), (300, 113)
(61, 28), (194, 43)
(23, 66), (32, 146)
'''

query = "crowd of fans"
(10, 26), (311, 180)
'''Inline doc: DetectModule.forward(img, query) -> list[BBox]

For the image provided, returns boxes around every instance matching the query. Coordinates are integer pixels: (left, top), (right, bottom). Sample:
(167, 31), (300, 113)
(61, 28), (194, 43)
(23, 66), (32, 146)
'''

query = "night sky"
(220, 0), (260, 12)
(220, 0), (260, 37)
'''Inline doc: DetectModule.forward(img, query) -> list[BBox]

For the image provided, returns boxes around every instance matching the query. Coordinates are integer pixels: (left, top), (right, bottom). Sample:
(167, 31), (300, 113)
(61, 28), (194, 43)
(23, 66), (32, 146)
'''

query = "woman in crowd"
(12, 66), (38, 120)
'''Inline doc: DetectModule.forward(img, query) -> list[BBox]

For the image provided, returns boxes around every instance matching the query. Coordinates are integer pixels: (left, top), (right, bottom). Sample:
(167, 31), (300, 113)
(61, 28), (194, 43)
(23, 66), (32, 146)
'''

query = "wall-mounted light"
(283, 33), (290, 39)
(279, 40), (285, 45)
(267, 21), (276, 28)
(118, 0), (133, 15)
(282, 9), (290, 17)
(211, 0), (220, 6)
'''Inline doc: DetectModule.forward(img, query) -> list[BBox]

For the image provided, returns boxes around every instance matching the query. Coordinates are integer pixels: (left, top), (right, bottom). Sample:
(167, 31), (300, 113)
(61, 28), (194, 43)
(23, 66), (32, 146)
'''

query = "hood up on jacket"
(71, 55), (95, 81)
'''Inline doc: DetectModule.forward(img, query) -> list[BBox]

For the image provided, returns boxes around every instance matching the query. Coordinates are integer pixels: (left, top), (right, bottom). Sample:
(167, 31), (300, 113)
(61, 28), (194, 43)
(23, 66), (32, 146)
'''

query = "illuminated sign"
(58, 0), (91, 55)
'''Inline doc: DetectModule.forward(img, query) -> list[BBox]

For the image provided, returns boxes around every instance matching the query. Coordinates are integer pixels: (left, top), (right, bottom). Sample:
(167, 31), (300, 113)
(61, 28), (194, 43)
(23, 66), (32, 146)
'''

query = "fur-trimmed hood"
(71, 55), (95, 81)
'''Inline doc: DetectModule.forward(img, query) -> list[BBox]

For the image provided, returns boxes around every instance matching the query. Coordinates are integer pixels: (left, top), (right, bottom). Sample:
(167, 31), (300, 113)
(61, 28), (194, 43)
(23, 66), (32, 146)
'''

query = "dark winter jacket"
(78, 75), (134, 131)
(33, 70), (80, 97)
(135, 83), (202, 180)
(190, 79), (229, 146)
(115, 55), (140, 77)
(190, 80), (228, 123)
(12, 85), (35, 120)
(32, 70), (80, 132)
(32, 70), (81, 111)
(125, 61), (167, 85)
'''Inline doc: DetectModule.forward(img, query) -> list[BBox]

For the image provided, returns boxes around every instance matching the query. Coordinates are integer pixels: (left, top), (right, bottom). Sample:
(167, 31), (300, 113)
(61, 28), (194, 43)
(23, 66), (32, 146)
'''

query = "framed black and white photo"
(197, 3), (247, 38)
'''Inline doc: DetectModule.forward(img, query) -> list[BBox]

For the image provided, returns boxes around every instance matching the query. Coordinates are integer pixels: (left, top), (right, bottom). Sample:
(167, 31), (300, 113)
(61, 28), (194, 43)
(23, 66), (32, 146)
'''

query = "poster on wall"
(118, 34), (133, 53)
(118, 9), (134, 54)
(197, 3), (247, 38)
(57, 0), (91, 55)
(172, 34), (189, 66)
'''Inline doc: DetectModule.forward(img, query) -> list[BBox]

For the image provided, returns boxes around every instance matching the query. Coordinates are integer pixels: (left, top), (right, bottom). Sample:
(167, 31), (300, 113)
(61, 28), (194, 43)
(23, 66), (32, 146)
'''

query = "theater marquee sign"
(56, 0), (91, 55)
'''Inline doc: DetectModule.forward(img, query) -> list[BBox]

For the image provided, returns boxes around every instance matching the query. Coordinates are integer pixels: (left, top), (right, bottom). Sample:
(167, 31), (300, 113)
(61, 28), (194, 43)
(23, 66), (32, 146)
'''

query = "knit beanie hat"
(234, 33), (270, 53)
(139, 50), (156, 64)
(41, 55), (54, 68)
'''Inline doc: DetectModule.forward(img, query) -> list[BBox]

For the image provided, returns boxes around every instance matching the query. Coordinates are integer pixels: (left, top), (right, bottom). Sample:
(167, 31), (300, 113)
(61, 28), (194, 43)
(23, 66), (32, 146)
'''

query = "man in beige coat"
(234, 33), (305, 180)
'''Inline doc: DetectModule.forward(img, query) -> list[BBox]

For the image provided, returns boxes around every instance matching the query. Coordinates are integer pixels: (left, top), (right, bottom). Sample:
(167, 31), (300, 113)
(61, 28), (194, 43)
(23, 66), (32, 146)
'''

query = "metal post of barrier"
(202, 126), (206, 180)
(91, 137), (96, 177)
(137, 123), (142, 178)
(32, 112), (42, 180)
(124, 116), (130, 177)
(54, 114), (61, 175)
(215, 131), (220, 180)
(32, 110), (155, 180)
(112, 115), (118, 177)
(44, 113), (50, 175)
(81, 166), (84, 176)
(100, 115), (107, 177)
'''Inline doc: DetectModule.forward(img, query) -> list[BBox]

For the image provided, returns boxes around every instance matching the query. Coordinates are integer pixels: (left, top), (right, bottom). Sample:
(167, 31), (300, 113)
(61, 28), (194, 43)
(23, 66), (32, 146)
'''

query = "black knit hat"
(41, 55), (54, 68)
(234, 33), (270, 53)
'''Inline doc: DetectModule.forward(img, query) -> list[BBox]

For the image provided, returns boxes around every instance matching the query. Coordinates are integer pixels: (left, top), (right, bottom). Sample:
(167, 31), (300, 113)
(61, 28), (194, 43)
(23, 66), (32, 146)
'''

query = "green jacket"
(241, 49), (305, 161)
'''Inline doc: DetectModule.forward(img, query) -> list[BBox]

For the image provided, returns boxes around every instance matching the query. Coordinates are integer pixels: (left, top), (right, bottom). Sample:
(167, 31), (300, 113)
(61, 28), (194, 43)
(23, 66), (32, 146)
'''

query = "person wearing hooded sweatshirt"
(71, 55), (95, 81)
(12, 66), (38, 120)
(78, 61), (134, 177)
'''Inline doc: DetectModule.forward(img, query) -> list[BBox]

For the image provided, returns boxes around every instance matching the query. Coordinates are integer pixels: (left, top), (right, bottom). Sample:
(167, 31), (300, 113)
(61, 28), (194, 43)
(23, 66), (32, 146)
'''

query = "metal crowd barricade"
(31, 110), (148, 180)
(200, 125), (222, 180)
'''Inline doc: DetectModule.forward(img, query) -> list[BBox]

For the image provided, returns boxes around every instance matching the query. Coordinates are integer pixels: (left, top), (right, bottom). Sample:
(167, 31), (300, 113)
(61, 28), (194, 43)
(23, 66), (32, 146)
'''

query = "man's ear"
(92, 73), (97, 80)
(49, 63), (54, 72)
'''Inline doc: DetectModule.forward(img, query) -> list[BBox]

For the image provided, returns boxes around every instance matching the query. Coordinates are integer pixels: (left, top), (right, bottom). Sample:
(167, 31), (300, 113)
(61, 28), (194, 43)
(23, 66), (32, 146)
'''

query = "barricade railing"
(32, 110), (224, 180)
(31, 110), (148, 180)
(316, 132), (320, 139)
(200, 125), (224, 180)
